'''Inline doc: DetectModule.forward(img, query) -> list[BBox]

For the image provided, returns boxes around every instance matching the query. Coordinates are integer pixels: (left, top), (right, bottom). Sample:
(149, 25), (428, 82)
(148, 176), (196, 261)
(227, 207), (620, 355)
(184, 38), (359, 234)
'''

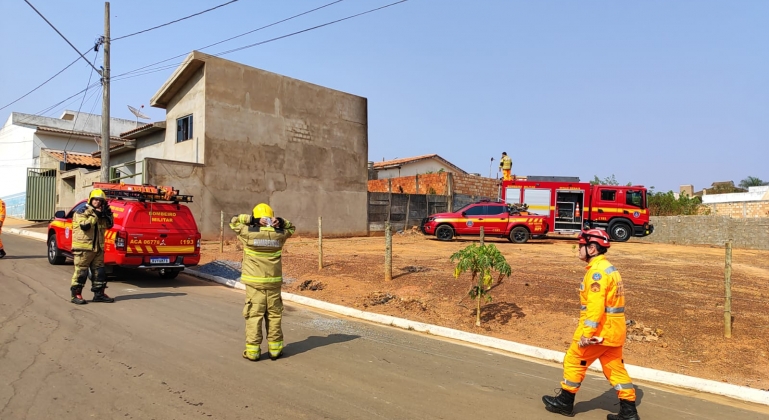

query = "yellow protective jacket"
(499, 155), (512, 170)
(72, 204), (113, 252)
(230, 214), (295, 290)
(572, 254), (627, 347)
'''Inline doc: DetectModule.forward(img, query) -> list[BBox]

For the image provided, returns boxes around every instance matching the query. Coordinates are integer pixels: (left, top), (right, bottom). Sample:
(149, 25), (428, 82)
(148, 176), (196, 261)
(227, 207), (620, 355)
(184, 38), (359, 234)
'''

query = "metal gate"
(26, 168), (57, 221)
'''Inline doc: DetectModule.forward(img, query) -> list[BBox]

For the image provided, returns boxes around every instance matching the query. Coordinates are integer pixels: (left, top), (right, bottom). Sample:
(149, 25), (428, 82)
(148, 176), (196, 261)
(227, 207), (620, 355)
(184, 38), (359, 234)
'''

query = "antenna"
(127, 104), (150, 125)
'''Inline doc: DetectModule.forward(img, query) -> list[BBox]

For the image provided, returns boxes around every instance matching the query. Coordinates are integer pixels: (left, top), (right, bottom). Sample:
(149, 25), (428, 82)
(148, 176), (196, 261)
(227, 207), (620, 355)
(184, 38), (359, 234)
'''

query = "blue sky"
(1, 0), (767, 192)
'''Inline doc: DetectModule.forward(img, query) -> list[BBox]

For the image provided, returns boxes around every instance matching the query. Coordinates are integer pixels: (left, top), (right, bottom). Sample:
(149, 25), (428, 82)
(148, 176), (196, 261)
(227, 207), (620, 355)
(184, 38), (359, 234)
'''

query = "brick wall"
(706, 201), (769, 218)
(367, 172), (500, 198)
(636, 216), (769, 250)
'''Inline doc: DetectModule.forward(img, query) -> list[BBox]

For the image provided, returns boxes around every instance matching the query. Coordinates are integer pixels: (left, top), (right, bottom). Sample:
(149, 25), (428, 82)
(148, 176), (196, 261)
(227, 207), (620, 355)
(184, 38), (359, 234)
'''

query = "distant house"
(371, 154), (467, 179)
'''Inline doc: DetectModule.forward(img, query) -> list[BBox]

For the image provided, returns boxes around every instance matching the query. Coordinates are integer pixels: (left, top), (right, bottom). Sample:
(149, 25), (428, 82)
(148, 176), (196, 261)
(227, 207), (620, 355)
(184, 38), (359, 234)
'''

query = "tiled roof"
(35, 125), (121, 141)
(44, 150), (101, 167)
(120, 121), (166, 139)
(372, 154), (467, 174)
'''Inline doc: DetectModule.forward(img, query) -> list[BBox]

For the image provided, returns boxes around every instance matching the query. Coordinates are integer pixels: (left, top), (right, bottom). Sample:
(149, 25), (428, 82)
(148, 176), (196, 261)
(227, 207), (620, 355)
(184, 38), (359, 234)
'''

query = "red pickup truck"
(47, 183), (201, 279)
(421, 200), (548, 244)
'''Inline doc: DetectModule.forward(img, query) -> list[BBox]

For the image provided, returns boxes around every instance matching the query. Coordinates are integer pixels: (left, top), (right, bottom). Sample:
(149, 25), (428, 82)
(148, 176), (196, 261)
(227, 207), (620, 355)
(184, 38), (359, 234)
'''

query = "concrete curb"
(4, 227), (48, 242)
(185, 268), (769, 407)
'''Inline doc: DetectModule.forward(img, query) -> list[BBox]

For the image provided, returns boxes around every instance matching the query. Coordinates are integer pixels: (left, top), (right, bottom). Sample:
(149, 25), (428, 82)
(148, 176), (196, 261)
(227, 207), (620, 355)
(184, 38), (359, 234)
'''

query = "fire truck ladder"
(92, 182), (193, 203)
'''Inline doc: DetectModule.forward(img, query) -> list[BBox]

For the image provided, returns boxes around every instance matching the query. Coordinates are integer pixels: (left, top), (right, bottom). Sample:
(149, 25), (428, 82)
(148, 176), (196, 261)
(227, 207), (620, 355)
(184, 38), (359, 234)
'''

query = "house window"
(176, 115), (193, 143)
(600, 190), (616, 201)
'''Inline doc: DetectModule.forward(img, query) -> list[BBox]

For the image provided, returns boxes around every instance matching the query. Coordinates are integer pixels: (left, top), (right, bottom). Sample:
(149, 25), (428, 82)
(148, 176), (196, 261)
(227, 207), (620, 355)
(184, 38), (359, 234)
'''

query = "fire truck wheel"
(47, 234), (66, 265)
(158, 268), (180, 279)
(435, 225), (454, 241)
(509, 226), (530, 244)
(609, 222), (632, 242)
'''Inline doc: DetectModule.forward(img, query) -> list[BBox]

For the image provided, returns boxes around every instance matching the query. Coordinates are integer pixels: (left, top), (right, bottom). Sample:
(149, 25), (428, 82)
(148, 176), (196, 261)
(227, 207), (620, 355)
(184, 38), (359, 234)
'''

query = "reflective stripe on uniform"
(614, 383), (634, 390)
(584, 320), (599, 328)
(605, 266), (617, 274)
(246, 344), (260, 352)
(563, 379), (582, 388)
(245, 248), (282, 258)
(605, 307), (625, 313)
(241, 274), (283, 283)
(268, 341), (283, 350)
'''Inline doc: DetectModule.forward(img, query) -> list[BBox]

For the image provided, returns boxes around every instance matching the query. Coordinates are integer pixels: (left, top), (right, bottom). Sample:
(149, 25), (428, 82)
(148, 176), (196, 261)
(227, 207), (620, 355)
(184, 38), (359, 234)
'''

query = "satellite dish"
(128, 105), (150, 120)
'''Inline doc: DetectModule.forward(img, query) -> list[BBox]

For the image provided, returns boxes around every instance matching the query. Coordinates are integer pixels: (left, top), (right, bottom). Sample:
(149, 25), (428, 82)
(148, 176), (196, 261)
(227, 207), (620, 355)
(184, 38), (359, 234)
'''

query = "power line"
(112, 0), (240, 41)
(64, 50), (100, 153)
(112, 0), (346, 80)
(111, 0), (408, 83)
(22, 0), (100, 73)
(0, 56), (80, 112)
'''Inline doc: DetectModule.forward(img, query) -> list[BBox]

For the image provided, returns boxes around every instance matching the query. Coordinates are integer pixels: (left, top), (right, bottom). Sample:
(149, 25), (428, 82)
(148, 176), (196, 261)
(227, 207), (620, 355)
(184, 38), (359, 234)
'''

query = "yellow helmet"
(252, 203), (274, 219)
(89, 189), (107, 201)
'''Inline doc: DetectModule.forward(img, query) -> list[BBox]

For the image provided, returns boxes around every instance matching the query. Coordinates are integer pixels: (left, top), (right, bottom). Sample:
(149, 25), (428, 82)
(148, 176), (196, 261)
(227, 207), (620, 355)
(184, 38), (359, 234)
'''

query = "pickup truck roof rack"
(91, 182), (193, 203)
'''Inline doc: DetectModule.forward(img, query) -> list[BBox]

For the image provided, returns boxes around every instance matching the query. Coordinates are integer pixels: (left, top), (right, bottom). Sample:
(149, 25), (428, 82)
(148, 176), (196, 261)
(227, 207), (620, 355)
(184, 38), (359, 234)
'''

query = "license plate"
(150, 257), (171, 264)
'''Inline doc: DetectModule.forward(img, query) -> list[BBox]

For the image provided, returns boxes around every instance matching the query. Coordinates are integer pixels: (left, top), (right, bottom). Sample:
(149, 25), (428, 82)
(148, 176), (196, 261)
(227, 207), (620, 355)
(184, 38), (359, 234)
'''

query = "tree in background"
(646, 188), (707, 216)
(739, 176), (768, 189)
(590, 174), (633, 186)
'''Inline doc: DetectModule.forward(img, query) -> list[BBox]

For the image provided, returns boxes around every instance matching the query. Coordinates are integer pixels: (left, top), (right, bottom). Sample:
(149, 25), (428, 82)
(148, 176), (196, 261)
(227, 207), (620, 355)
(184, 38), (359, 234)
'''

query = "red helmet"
(578, 229), (611, 248)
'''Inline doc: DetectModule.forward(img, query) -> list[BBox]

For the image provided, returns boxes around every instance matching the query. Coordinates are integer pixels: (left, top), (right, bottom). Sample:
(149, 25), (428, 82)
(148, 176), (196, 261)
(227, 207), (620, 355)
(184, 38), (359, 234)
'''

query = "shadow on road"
(1, 255), (47, 260)
(573, 386), (644, 415)
(110, 270), (218, 288)
(284, 333), (359, 358)
(116, 292), (187, 301)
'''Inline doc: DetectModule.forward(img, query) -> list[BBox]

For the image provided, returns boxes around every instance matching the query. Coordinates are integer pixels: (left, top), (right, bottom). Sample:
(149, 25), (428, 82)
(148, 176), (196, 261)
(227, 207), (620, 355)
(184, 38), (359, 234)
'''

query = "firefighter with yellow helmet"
(230, 203), (295, 361)
(70, 188), (115, 304)
(542, 229), (640, 420)
(499, 152), (513, 181)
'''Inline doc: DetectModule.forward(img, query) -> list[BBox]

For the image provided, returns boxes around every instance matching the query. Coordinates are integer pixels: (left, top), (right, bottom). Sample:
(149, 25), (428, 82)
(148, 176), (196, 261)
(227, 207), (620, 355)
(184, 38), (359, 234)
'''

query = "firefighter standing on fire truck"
(499, 152), (513, 181)
(70, 189), (115, 304)
(230, 203), (295, 361)
(542, 229), (640, 420)
(0, 197), (6, 259)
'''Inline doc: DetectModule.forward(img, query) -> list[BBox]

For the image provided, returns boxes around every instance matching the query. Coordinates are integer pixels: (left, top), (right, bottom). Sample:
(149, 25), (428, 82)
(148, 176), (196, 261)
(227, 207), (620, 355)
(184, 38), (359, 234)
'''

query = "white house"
(0, 110), (139, 217)
(372, 154), (467, 179)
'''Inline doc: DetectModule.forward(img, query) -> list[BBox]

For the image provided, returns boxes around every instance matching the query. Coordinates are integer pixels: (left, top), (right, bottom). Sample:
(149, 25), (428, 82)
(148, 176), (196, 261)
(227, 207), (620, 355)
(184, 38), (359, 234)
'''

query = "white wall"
(702, 186), (769, 204)
(376, 158), (452, 178)
(0, 122), (35, 198)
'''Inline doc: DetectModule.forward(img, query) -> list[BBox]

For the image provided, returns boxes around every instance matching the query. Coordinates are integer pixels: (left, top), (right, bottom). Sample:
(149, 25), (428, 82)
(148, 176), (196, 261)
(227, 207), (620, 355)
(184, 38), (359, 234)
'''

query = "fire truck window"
(66, 202), (87, 219)
(626, 190), (643, 208)
(600, 190), (616, 201)
(486, 205), (507, 215)
(464, 206), (486, 216)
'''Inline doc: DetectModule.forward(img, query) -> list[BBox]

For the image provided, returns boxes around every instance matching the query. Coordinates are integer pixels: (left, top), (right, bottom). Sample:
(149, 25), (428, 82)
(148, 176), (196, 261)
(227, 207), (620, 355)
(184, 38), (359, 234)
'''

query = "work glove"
(578, 335), (593, 348)
(80, 222), (92, 232)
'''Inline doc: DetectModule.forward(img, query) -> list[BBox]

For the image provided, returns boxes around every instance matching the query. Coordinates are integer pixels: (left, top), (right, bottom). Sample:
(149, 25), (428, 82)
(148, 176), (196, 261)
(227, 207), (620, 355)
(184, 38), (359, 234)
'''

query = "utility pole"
(100, 2), (111, 182)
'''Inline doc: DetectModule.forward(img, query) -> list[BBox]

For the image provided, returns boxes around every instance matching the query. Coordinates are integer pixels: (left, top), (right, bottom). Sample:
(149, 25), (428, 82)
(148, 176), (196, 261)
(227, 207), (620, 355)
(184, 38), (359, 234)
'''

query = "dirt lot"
(200, 233), (769, 389)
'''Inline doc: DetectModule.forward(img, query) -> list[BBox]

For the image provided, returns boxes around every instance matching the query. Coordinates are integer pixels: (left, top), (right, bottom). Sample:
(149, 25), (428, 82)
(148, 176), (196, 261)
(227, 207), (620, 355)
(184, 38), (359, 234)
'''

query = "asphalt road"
(1, 233), (767, 420)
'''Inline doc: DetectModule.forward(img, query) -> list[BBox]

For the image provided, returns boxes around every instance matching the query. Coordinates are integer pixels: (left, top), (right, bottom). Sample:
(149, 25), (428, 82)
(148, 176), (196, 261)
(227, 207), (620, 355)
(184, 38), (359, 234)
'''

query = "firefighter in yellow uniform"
(499, 152), (513, 181)
(543, 229), (640, 420)
(0, 198), (6, 258)
(230, 203), (295, 361)
(70, 189), (115, 304)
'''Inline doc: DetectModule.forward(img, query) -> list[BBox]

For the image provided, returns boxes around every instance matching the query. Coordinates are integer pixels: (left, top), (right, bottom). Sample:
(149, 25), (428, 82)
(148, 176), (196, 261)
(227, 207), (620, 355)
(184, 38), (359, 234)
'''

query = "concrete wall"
(193, 55), (368, 239)
(706, 201), (769, 218)
(636, 216), (769, 250)
(110, 131), (166, 184)
(56, 168), (101, 212)
(162, 67), (205, 164)
(375, 158), (455, 178)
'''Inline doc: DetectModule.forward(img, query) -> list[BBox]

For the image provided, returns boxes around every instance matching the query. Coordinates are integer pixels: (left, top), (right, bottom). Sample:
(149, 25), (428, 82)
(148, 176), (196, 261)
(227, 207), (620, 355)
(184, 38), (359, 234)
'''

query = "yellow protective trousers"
(561, 341), (636, 401)
(243, 285), (284, 357)
(502, 169), (512, 181)
(71, 250), (106, 291)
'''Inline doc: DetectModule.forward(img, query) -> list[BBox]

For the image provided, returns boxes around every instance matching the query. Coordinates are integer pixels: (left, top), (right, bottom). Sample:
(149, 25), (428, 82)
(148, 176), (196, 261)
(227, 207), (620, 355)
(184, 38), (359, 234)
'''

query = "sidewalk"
(2, 217), (49, 241)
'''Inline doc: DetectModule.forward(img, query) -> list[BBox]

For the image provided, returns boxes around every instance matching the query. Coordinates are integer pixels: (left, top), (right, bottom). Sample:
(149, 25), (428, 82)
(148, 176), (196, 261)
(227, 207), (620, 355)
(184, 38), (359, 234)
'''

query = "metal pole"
(100, 2), (111, 182)
(385, 221), (392, 281)
(318, 216), (323, 270)
(724, 240), (732, 338)
(219, 210), (224, 253)
(404, 194), (411, 231)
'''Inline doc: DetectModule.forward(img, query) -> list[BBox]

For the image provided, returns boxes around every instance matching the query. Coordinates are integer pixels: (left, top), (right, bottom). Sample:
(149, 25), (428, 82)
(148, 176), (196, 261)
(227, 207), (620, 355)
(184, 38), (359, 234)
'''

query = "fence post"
(724, 240), (732, 338)
(404, 194), (411, 231)
(480, 226), (485, 246)
(318, 216), (323, 270)
(385, 221), (392, 281)
(220, 210), (224, 253)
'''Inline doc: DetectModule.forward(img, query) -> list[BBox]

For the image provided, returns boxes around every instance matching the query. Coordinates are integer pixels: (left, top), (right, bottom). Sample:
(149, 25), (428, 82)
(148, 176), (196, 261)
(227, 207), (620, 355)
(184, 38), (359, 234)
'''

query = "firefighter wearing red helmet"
(542, 229), (640, 420)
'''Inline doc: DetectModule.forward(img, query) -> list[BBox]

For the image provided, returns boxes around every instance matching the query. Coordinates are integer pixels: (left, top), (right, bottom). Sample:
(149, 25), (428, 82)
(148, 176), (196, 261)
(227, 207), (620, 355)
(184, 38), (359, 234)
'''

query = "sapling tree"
(450, 243), (512, 326)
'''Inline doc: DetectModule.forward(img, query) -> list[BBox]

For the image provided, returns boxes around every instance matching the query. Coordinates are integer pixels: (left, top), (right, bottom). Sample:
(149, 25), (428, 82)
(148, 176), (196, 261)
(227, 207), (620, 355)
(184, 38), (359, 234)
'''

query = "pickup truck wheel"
(435, 225), (454, 241)
(159, 268), (180, 279)
(509, 226), (530, 244)
(609, 222), (632, 242)
(47, 234), (66, 265)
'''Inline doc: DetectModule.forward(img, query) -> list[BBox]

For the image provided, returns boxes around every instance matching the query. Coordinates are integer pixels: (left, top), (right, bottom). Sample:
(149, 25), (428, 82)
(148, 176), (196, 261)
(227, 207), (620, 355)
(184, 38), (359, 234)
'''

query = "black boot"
(0, 249), (6, 258)
(92, 288), (115, 303)
(607, 399), (640, 420)
(542, 389), (575, 417)
(71, 286), (87, 305)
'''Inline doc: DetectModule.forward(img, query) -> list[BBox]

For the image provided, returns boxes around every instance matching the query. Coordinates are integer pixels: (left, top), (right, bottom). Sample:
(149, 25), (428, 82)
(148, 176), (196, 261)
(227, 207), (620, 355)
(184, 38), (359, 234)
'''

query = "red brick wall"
(367, 172), (500, 198)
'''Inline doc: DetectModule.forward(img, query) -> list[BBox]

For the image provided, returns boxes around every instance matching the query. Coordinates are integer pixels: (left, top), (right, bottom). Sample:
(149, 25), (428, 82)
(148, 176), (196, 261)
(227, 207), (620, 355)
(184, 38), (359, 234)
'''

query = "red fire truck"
(500, 176), (654, 242)
(47, 182), (201, 278)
